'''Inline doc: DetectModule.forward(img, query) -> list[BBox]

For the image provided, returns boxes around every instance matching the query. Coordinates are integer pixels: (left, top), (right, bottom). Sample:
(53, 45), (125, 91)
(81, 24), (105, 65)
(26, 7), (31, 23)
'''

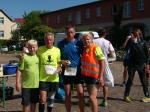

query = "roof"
(0, 9), (14, 21)
(41, 0), (105, 16)
(14, 18), (25, 24)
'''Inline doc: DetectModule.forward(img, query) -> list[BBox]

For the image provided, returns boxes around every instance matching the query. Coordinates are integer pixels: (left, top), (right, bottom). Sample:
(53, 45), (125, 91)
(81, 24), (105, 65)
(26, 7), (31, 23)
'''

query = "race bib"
(44, 65), (57, 75)
(64, 67), (77, 76)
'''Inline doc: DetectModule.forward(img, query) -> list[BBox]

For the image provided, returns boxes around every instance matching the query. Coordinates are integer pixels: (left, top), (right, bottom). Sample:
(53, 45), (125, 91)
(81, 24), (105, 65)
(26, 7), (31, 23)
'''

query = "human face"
(44, 35), (54, 48)
(28, 44), (38, 55)
(66, 28), (75, 41)
(82, 34), (93, 47)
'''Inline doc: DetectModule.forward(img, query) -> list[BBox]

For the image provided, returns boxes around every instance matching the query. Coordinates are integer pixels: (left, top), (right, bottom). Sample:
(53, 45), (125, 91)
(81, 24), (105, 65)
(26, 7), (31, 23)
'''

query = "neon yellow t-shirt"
(19, 54), (39, 88)
(37, 46), (61, 82)
(95, 47), (105, 60)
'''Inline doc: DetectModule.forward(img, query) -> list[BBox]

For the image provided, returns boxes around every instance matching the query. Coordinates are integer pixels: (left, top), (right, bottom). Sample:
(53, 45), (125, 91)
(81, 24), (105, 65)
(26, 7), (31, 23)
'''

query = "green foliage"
(11, 30), (23, 42)
(31, 25), (53, 40)
(11, 10), (53, 43)
(111, 5), (123, 48)
(0, 40), (8, 46)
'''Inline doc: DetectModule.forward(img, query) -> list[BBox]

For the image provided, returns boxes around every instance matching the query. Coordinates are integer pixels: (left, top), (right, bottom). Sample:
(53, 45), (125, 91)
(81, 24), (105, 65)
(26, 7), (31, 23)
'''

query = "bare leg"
(39, 90), (47, 112)
(87, 85), (98, 112)
(75, 84), (84, 112)
(64, 84), (72, 112)
(30, 103), (36, 112)
(23, 105), (30, 112)
(103, 86), (108, 101)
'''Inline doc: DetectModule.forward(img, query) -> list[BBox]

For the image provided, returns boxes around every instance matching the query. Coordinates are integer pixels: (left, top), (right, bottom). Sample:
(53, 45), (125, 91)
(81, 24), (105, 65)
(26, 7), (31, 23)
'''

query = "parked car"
(0, 46), (8, 52)
(54, 31), (99, 46)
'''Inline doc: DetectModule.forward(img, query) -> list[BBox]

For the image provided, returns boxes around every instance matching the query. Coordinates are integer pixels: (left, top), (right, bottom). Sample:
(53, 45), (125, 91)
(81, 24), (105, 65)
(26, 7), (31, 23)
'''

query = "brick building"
(40, 0), (150, 36)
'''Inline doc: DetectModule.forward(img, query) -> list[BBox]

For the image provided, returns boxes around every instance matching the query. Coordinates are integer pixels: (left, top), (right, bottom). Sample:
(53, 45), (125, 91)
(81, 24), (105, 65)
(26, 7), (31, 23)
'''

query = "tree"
(31, 25), (53, 40)
(11, 10), (53, 45)
(111, 5), (123, 48)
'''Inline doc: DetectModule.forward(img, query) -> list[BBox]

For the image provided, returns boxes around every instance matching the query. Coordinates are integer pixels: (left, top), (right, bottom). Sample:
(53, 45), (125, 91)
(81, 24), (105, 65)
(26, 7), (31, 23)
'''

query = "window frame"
(96, 7), (102, 17)
(137, 0), (144, 11)
(0, 17), (4, 24)
(0, 30), (4, 37)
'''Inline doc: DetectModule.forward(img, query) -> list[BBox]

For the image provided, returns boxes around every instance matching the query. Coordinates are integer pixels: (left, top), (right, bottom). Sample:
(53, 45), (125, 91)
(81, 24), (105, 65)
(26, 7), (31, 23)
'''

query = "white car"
(54, 31), (99, 46)
(0, 46), (8, 52)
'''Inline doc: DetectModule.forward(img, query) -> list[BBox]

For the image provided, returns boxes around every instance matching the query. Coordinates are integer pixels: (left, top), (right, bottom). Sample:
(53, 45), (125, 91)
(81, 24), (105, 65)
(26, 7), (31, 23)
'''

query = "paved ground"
(0, 54), (150, 112)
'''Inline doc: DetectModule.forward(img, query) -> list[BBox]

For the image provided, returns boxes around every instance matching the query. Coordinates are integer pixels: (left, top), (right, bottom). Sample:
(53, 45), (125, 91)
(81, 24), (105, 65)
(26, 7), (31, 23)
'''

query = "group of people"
(15, 25), (150, 112)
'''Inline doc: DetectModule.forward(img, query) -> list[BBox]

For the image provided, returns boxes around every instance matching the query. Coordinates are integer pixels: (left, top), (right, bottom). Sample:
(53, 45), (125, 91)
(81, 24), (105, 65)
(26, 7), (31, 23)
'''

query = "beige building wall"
(0, 11), (17, 40)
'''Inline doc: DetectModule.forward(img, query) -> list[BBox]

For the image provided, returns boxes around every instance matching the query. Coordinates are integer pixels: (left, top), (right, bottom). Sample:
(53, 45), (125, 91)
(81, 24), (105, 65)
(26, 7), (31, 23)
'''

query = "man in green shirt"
(37, 32), (61, 112)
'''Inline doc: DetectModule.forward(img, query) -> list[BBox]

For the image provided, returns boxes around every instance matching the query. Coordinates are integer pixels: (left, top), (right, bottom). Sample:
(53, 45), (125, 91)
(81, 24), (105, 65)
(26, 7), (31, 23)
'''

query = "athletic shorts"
(39, 81), (59, 92)
(123, 59), (129, 67)
(22, 88), (39, 105)
(63, 75), (84, 85)
(62, 67), (84, 85)
(83, 76), (99, 85)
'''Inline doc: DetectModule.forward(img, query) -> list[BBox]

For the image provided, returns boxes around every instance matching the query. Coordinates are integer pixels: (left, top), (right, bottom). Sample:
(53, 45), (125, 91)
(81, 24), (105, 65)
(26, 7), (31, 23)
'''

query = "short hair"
(27, 39), (38, 46)
(82, 32), (93, 40)
(44, 32), (54, 39)
(65, 25), (75, 31)
(98, 28), (106, 37)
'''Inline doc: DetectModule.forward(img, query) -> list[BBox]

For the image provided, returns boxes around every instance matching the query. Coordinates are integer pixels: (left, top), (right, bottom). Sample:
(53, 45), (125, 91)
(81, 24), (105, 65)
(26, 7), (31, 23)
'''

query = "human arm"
(16, 55), (25, 92)
(99, 60), (105, 86)
(95, 46), (106, 86)
(16, 69), (22, 92)
(122, 35), (132, 48)
(108, 42), (116, 62)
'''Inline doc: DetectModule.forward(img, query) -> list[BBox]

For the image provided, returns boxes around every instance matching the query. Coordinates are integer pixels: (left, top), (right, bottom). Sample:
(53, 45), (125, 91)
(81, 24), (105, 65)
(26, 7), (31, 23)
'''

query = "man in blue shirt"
(58, 25), (84, 112)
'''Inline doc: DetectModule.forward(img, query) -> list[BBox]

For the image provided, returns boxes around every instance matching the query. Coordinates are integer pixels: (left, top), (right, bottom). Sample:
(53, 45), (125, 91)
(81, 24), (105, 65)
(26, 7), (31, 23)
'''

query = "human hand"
(16, 82), (21, 92)
(56, 66), (62, 74)
(61, 60), (71, 67)
(99, 78), (104, 87)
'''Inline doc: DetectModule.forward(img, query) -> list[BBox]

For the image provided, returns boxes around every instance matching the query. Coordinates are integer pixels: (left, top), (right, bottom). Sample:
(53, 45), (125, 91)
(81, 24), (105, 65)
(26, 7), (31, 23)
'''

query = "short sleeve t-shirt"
(95, 47), (105, 60)
(93, 38), (114, 59)
(37, 46), (61, 82)
(19, 54), (39, 88)
(57, 39), (82, 67)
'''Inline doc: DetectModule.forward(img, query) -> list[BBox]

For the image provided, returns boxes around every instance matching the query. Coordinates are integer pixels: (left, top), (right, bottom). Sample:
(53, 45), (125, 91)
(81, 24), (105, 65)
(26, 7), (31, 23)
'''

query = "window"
(112, 4), (118, 15)
(57, 15), (60, 23)
(0, 17), (4, 24)
(96, 7), (101, 17)
(138, 0), (144, 10)
(68, 13), (72, 22)
(85, 9), (90, 19)
(123, 1), (131, 18)
(0, 31), (4, 37)
(75, 11), (81, 24)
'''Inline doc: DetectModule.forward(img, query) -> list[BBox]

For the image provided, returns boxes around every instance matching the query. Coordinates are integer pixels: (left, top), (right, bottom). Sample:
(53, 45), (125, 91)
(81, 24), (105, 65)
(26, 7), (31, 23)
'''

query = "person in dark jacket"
(124, 29), (150, 103)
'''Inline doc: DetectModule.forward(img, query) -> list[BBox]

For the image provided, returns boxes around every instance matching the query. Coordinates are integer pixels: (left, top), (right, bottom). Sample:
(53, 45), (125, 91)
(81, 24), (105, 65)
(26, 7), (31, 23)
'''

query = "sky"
(0, 0), (98, 19)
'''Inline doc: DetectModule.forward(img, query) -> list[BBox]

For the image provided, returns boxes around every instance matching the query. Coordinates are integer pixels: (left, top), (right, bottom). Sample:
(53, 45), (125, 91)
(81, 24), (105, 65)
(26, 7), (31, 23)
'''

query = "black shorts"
(22, 88), (39, 105)
(63, 75), (84, 85)
(62, 67), (84, 85)
(123, 59), (128, 67)
(39, 81), (59, 92)
(84, 76), (99, 85)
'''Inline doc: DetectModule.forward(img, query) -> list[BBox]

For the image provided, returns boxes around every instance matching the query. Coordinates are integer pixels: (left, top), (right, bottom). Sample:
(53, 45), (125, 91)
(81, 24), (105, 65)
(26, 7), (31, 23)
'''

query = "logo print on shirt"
(47, 55), (52, 62)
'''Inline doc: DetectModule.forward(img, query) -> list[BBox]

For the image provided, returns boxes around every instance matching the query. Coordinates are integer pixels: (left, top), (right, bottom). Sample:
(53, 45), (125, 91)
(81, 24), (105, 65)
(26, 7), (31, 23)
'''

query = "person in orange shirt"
(81, 33), (105, 112)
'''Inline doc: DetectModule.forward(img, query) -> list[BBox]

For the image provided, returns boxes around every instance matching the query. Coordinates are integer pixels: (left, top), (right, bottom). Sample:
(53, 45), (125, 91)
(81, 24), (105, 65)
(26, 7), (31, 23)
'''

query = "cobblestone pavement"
(0, 54), (150, 112)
